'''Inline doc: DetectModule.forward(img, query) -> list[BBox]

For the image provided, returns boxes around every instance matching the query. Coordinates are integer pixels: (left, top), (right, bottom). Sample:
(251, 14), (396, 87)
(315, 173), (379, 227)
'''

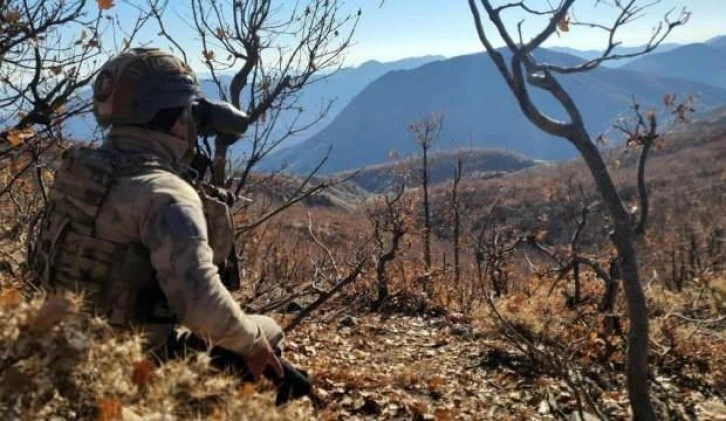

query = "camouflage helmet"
(92, 48), (199, 127)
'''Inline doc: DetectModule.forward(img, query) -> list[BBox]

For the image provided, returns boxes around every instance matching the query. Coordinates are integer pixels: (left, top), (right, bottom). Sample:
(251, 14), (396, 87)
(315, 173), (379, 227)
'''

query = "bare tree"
(367, 183), (407, 310)
(0, 0), (155, 252)
(409, 112), (443, 275)
(450, 157), (463, 293)
(472, 221), (521, 298)
(151, 0), (359, 187)
(1, 1), (156, 145)
(466, 1), (689, 419)
(148, 0), (361, 249)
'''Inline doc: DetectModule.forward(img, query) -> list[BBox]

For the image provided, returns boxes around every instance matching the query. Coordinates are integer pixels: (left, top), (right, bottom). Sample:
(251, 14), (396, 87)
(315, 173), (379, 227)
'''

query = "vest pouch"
(219, 247), (241, 292)
(201, 190), (235, 265)
(52, 230), (118, 300)
(200, 187), (240, 292)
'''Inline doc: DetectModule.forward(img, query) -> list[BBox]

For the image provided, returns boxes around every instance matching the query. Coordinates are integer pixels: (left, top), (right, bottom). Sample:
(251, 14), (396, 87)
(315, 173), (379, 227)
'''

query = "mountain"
(549, 43), (680, 67)
(61, 56), (444, 150)
(622, 43), (726, 89)
(707, 35), (726, 49)
(251, 55), (445, 149)
(264, 48), (726, 175)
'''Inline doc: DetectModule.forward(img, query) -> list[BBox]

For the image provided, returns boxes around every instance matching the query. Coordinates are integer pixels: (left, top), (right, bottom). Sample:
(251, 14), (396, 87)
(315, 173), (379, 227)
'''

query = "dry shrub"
(0, 288), (314, 420)
(475, 270), (725, 419)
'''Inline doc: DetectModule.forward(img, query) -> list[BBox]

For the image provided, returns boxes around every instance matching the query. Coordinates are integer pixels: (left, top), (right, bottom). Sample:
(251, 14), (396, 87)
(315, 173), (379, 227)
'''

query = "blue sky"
(105, 0), (725, 72)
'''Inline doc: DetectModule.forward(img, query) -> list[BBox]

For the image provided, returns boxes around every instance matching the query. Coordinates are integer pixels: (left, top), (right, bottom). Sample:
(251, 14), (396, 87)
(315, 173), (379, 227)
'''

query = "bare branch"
(284, 250), (368, 332)
(543, 4), (690, 73)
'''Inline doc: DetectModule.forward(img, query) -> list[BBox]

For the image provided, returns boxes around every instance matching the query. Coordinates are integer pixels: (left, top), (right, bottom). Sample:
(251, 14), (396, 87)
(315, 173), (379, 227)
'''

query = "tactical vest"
(29, 145), (238, 325)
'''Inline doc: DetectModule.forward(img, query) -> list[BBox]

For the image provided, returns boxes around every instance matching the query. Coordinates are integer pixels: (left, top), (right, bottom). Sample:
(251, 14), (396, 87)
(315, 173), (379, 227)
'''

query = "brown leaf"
(28, 294), (73, 333)
(131, 360), (154, 387)
(663, 93), (674, 107)
(557, 15), (570, 32)
(6, 127), (34, 146)
(238, 382), (256, 397)
(535, 229), (548, 242)
(97, 398), (122, 421)
(589, 330), (598, 341)
(6, 10), (21, 24)
(0, 288), (22, 308)
(97, 0), (115, 10)
(427, 376), (445, 390)
(434, 408), (454, 420)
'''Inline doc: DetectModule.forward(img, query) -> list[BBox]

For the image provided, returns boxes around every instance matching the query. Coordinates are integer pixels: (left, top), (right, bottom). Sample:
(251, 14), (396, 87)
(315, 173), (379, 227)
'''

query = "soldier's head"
(92, 48), (198, 142)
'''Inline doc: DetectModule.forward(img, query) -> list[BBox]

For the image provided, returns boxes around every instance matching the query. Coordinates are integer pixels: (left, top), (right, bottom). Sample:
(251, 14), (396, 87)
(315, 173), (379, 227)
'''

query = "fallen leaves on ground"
(285, 310), (724, 420)
(288, 315), (566, 420)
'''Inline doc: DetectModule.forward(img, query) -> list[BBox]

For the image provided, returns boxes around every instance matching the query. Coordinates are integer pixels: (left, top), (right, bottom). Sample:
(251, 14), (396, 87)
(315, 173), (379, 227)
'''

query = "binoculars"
(191, 97), (251, 139)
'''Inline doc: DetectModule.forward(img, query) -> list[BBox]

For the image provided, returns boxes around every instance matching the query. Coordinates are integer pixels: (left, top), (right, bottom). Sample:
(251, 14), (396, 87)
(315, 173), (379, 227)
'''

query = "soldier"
(29, 48), (311, 405)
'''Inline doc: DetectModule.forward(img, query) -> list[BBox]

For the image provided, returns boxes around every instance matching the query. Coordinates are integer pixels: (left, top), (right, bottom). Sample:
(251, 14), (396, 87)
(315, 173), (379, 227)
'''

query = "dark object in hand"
(265, 359), (319, 407)
(162, 330), (317, 407)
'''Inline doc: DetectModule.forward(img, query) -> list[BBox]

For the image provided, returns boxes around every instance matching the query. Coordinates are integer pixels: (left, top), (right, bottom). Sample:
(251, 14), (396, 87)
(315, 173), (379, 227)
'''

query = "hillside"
(337, 147), (539, 194)
(264, 48), (726, 175)
(423, 112), (726, 256)
(623, 43), (726, 89)
(241, 119), (726, 419)
(238, 172), (370, 211)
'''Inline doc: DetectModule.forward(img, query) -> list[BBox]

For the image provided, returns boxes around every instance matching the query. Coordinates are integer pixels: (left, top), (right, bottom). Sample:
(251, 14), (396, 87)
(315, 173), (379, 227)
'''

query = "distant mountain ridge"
(260, 55), (445, 149)
(706, 34), (726, 49)
(622, 41), (726, 89)
(263, 46), (726, 175)
(549, 43), (680, 66)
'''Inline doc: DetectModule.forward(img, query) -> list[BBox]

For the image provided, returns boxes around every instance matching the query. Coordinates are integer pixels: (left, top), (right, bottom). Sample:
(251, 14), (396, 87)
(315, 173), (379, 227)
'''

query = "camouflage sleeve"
(140, 190), (263, 357)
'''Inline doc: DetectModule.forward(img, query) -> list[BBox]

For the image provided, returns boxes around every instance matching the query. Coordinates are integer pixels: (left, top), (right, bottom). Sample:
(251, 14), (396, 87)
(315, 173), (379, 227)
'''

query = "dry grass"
(0, 287), (314, 420)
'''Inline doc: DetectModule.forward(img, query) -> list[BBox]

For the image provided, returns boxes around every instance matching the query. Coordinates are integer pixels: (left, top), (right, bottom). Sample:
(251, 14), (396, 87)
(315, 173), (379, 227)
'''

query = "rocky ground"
(285, 313), (725, 420)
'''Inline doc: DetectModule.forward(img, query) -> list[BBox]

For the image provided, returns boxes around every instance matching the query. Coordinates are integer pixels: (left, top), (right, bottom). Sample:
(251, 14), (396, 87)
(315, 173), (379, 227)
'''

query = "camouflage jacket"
(34, 125), (263, 357)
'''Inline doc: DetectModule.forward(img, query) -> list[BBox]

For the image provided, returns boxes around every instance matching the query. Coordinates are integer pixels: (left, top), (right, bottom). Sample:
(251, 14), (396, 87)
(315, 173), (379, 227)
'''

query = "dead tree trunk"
(409, 113), (443, 277)
(451, 158), (463, 290)
(466, 1), (688, 418)
(369, 185), (406, 311)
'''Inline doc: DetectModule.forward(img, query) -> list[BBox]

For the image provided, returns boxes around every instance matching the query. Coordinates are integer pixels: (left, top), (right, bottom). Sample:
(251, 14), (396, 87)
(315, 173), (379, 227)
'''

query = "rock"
(450, 323), (474, 337)
(446, 312), (471, 325)
(429, 317), (448, 327)
(283, 301), (303, 313)
(339, 315), (358, 327)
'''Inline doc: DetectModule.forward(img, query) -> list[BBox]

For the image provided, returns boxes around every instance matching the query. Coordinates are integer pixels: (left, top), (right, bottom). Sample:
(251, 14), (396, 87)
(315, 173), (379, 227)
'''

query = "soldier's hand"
(244, 336), (284, 380)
